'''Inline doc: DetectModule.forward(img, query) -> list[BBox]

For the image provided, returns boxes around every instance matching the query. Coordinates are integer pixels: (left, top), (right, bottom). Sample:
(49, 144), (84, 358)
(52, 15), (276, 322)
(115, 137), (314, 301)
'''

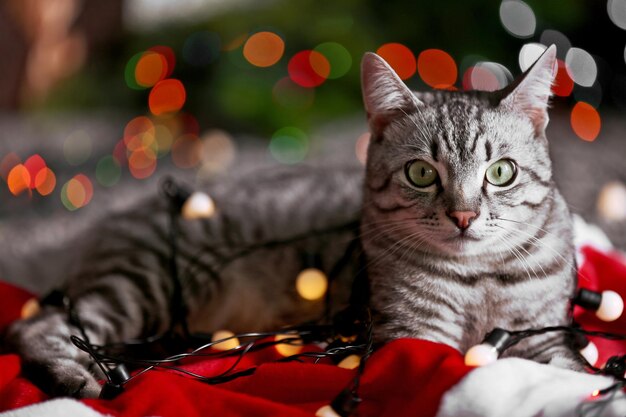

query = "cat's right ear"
(361, 52), (422, 136)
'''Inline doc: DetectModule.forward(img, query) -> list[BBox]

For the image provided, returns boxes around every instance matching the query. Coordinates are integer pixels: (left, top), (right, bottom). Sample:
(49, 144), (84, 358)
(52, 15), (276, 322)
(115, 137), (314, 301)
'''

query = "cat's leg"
(507, 333), (585, 371)
(3, 214), (180, 397)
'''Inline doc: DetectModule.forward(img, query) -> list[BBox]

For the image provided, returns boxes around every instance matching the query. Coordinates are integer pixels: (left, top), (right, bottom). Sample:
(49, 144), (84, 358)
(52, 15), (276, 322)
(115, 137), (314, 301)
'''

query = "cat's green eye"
(405, 160), (438, 188)
(485, 159), (517, 186)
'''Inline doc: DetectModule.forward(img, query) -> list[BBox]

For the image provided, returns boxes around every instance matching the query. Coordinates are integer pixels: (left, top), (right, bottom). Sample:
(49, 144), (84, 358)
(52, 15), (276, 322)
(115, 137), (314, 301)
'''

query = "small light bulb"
(464, 343), (499, 367)
(579, 340), (599, 367)
(596, 290), (624, 322)
(337, 355), (361, 370)
(591, 389), (600, 398)
(315, 405), (341, 417)
(182, 192), (215, 219)
(295, 268), (328, 301)
(20, 298), (40, 319)
(211, 330), (240, 351)
(274, 333), (303, 357)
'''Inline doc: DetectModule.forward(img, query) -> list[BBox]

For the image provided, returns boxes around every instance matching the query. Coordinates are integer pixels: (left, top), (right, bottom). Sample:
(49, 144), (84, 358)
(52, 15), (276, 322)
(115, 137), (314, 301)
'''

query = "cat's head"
(361, 45), (560, 257)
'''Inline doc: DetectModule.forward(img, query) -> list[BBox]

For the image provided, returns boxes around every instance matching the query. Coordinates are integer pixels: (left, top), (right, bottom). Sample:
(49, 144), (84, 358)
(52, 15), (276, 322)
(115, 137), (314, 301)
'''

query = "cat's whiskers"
(364, 229), (427, 272)
(496, 226), (548, 280)
(493, 232), (535, 281)
(495, 218), (582, 280)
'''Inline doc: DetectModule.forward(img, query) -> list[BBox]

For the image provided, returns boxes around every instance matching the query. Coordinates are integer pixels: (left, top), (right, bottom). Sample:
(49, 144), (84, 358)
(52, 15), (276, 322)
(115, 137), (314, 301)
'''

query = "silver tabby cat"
(3, 45), (579, 398)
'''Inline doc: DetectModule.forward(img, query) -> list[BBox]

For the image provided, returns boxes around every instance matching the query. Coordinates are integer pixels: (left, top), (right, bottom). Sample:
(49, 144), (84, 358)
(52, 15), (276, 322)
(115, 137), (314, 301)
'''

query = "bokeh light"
(269, 127), (309, 164)
(608, 0), (626, 30)
(499, 0), (536, 38)
(124, 116), (155, 151)
(61, 174), (93, 211)
(539, 30), (571, 58)
(64, 130), (93, 166)
(148, 46), (175, 78)
(597, 181), (626, 222)
(34, 168), (56, 196)
(417, 49), (457, 88)
(125, 52), (145, 90)
(355, 132), (370, 165)
(565, 48), (597, 87)
(552, 59), (574, 97)
(295, 268), (328, 301)
(183, 31), (221, 67)
(154, 124), (174, 157)
(274, 333), (303, 356)
(171, 134), (202, 168)
(463, 62), (511, 91)
(24, 154), (46, 189)
(288, 50), (330, 88)
(197, 130), (236, 179)
(313, 42), (352, 79)
(149, 79), (186, 116)
(129, 147), (157, 179)
(243, 31), (285, 67)
(7, 164), (30, 196)
(518, 43), (547, 72)
(135, 51), (168, 88)
(211, 330), (240, 351)
(376, 43), (416, 80)
(96, 156), (122, 187)
(571, 101), (601, 142)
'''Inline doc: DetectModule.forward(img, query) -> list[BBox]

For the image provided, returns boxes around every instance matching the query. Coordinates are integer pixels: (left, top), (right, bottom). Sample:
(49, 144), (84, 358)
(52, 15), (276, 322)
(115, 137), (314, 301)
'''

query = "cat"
(2, 44), (580, 398)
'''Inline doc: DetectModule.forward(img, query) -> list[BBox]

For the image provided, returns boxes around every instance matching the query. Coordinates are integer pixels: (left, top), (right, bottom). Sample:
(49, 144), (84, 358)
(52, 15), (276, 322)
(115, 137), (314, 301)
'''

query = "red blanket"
(1, 245), (625, 417)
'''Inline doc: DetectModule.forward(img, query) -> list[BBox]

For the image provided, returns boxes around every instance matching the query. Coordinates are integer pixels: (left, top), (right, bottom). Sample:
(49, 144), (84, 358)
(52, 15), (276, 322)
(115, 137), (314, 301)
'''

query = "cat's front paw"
(3, 310), (103, 398)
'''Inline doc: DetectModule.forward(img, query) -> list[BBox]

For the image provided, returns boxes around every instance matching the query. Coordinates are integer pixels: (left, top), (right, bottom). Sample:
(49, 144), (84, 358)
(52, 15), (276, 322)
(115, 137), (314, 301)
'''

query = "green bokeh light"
(313, 42), (352, 79)
(60, 182), (78, 211)
(269, 127), (309, 164)
(125, 52), (146, 90)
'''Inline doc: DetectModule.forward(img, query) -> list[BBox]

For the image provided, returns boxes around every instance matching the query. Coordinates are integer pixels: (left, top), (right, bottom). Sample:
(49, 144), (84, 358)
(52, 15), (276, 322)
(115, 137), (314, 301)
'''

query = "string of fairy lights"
(13, 177), (626, 416)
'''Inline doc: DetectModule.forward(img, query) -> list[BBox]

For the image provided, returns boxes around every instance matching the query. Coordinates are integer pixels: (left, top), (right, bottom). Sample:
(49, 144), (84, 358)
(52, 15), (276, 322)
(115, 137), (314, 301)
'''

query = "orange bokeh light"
(135, 52), (168, 88)
(376, 43), (416, 80)
(35, 167), (56, 196)
(417, 49), (457, 89)
(243, 31), (285, 67)
(552, 59), (574, 97)
(571, 101), (601, 142)
(129, 148), (157, 179)
(149, 79), (186, 116)
(7, 164), (30, 196)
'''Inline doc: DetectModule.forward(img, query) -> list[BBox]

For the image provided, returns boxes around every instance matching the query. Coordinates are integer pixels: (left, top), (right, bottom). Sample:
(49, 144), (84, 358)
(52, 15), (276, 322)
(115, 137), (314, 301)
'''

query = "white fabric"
(436, 358), (626, 417)
(0, 399), (109, 417)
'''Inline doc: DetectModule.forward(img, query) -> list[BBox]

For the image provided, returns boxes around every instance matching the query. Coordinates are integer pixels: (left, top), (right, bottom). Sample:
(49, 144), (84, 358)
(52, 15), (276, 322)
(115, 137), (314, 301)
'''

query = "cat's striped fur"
(3, 45), (580, 397)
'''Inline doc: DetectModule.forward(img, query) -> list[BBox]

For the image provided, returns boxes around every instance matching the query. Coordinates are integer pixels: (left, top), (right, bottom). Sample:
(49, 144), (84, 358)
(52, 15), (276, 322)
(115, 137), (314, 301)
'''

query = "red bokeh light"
(288, 50), (330, 88)
(417, 49), (457, 89)
(376, 43), (416, 80)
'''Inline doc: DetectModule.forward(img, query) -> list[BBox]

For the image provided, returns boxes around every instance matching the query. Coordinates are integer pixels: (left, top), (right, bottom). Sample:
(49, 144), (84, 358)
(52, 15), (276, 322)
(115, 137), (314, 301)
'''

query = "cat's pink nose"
(447, 211), (478, 230)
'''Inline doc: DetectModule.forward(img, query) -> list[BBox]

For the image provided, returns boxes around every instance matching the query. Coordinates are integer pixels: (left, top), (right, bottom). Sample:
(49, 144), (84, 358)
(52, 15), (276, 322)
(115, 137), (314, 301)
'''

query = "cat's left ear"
(498, 44), (557, 136)
(361, 52), (423, 136)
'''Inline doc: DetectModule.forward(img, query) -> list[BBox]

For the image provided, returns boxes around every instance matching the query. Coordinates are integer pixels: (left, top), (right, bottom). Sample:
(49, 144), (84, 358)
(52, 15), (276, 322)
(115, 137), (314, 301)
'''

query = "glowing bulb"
(182, 192), (215, 219)
(20, 298), (40, 319)
(337, 354), (361, 370)
(295, 268), (328, 301)
(591, 389), (600, 398)
(464, 343), (499, 366)
(596, 290), (624, 322)
(579, 341), (599, 367)
(211, 330), (240, 351)
(274, 333), (303, 357)
(315, 405), (340, 417)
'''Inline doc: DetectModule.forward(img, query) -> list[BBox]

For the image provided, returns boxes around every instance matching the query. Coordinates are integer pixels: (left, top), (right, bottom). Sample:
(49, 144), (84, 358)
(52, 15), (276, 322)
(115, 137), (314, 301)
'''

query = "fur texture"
(2, 45), (580, 398)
